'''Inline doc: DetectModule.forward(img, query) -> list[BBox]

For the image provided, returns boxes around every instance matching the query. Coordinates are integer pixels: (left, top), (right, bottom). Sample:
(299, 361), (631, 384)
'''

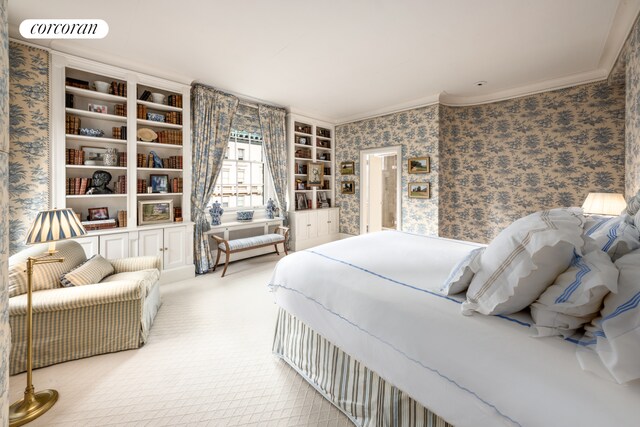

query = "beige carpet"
(9, 254), (352, 426)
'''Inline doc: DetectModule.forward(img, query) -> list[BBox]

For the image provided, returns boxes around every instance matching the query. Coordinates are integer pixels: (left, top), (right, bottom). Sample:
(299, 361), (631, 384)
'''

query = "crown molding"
(335, 94), (440, 126)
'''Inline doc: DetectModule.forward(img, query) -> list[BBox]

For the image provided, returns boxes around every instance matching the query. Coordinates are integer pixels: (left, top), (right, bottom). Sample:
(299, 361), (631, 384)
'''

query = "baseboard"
(159, 264), (195, 284)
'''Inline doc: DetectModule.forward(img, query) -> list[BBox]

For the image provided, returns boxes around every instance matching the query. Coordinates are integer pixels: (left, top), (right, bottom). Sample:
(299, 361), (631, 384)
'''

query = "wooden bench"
(211, 226), (290, 277)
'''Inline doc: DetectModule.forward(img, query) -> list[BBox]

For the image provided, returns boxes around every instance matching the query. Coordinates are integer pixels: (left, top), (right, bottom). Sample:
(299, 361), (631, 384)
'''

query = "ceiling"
(8, 0), (640, 124)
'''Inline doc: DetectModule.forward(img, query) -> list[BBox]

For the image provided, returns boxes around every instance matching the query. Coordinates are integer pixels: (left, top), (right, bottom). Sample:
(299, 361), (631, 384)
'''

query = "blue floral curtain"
(258, 105), (288, 214)
(232, 103), (262, 136)
(191, 84), (238, 274)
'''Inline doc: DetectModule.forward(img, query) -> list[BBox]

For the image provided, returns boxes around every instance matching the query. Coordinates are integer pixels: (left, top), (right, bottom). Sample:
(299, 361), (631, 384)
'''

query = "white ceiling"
(8, 0), (640, 124)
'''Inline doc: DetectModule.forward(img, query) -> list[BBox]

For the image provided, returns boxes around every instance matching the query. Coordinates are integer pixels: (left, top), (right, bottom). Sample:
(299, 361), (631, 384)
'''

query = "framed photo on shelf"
(138, 200), (174, 225)
(296, 193), (308, 210)
(81, 146), (107, 166)
(88, 207), (109, 221)
(150, 174), (169, 193)
(408, 157), (430, 174)
(307, 163), (324, 187)
(408, 182), (430, 199)
(341, 181), (355, 194)
(88, 104), (108, 114)
(341, 161), (355, 175)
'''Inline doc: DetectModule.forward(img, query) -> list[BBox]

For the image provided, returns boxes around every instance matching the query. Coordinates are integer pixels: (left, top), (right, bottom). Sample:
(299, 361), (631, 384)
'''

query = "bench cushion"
(219, 233), (285, 251)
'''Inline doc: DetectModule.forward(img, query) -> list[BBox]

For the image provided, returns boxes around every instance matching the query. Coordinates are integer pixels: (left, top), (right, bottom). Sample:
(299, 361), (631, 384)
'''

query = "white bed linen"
(269, 231), (640, 427)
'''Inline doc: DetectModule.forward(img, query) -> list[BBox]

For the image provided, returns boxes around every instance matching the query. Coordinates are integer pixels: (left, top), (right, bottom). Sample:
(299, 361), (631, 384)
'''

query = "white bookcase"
(286, 114), (340, 250)
(50, 52), (194, 283)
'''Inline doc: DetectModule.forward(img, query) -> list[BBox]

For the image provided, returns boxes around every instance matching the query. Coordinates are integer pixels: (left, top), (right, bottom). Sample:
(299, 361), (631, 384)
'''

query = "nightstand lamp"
(581, 192), (626, 217)
(9, 208), (86, 426)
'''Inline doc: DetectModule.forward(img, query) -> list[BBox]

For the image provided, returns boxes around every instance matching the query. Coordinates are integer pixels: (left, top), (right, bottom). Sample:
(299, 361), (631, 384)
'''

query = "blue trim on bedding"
(585, 217), (610, 236)
(601, 223), (620, 252)
(602, 291), (640, 322)
(307, 249), (532, 328)
(555, 252), (591, 304)
(269, 282), (523, 427)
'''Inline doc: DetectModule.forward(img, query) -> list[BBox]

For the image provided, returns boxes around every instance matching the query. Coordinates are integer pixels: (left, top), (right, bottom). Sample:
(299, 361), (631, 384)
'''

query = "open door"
(360, 146), (401, 234)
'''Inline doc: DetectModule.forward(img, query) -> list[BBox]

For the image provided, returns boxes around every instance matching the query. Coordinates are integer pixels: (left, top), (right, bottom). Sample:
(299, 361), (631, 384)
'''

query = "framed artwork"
(138, 200), (174, 225)
(150, 174), (169, 193)
(341, 161), (355, 175)
(307, 163), (324, 186)
(408, 182), (430, 199)
(341, 181), (355, 194)
(296, 193), (308, 210)
(88, 207), (109, 221)
(408, 157), (430, 174)
(88, 103), (108, 114)
(81, 146), (107, 165)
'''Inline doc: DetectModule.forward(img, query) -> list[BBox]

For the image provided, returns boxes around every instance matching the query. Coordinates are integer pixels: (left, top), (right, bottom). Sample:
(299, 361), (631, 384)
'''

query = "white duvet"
(269, 231), (640, 427)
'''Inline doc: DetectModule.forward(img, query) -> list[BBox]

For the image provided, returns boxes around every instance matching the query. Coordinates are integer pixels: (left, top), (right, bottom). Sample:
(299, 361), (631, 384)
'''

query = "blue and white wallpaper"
(8, 42), (50, 255)
(624, 13), (640, 198)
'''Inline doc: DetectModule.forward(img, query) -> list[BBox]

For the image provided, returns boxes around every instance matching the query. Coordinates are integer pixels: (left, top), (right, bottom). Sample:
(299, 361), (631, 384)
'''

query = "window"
(211, 131), (272, 210)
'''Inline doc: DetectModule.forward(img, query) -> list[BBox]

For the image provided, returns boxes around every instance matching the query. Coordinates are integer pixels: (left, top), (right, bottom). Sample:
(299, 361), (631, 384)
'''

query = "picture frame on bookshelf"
(82, 146), (107, 165)
(150, 174), (169, 193)
(341, 181), (355, 194)
(138, 200), (174, 225)
(88, 104), (108, 114)
(340, 161), (354, 175)
(295, 193), (308, 210)
(307, 163), (324, 187)
(88, 207), (109, 221)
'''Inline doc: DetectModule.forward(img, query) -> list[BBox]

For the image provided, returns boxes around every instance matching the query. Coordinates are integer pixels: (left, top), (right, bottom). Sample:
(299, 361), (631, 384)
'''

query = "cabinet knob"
(328, 221), (331, 223)
(165, 247), (168, 250)
(307, 224), (311, 227)
(159, 248), (164, 252)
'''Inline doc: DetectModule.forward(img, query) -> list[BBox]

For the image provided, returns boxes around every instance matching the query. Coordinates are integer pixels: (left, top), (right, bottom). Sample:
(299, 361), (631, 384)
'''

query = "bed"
(268, 230), (640, 427)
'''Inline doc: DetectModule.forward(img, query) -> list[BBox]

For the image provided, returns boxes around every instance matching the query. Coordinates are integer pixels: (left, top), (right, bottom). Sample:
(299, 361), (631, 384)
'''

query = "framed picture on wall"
(340, 161), (355, 175)
(341, 181), (355, 194)
(408, 182), (430, 199)
(307, 162), (324, 186)
(408, 157), (430, 174)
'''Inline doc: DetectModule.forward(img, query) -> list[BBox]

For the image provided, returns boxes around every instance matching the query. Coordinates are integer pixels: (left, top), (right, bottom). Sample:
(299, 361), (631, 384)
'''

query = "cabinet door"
(328, 209), (339, 235)
(307, 211), (318, 239)
(316, 210), (330, 237)
(164, 226), (187, 270)
(294, 212), (309, 241)
(138, 229), (163, 261)
(99, 233), (129, 259)
(74, 236), (99, 258)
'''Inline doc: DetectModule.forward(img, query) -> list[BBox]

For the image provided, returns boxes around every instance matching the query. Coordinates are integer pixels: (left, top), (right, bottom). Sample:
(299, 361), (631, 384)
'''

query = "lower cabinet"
(138, 227), (187, 270)
(290, 207), (340, 251)
(99, 232), (129, 259)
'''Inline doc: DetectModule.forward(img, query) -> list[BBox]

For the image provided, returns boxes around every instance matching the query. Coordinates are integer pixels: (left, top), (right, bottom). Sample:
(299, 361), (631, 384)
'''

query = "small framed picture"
(150, 174), (169, 193)
(408, 157), (430, 174)
(88, 207), (109, 221)
(88, 103), (108, 114)
(341, 181), (355, 194)
(307, 162), (324, 187)
(296, 193), (308, 210)
(138, 200), (174, 225)
(341, 161), (355, 175)
(82, 146), (107, 165)
(409, 182), (430, 199)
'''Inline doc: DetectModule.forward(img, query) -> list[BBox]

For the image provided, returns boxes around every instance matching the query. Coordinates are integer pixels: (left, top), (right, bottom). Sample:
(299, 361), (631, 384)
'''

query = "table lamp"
(581, 192), (626, 216)
(9, 208), (86, 426)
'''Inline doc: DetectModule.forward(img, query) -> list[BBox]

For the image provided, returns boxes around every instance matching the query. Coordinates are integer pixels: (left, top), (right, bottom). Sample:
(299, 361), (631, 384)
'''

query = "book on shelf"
(157, 130), (182, 145)
(162, 155), (183, 169)
(137, 153), (147, 168)
(167, 94), (182, 108)
(110, 81), (126, 97)
(165, 111), (182, 125)
(139, 90), (152, 101)
(65, 93), (74, 108)
(81, 218), (117, 231)
(65, 148), (85, 165)
(114, 104), (126, 117)
(117, 210), (127, 228)
(173, 207), (182, 221)
(137, 104), (147, 119)
(66, 114), (81, 135)
(66, 177), (92, 195)
(114, 175), (127, 194)
(171, 177), (183, 193)
(65, 77), (89, 89)
(137, 179), (148, 194)
(118, 152), (127, 167)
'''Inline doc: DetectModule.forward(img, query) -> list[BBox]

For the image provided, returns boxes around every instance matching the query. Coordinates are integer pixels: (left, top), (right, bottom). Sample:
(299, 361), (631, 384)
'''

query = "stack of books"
(66, 177), (91, 195)
(163, 155), (183, 169)
(110, 81), (126, 97)
(114, 175), (126, 194)
(137, 153), (147, 168)
(137, 104), (147, 119)
(157, 130), (182, 145)
(171, 177), (183, 193)
(167, 94), (182, 108)
(114, 104), (126, 117)
(65, 77), (89, 89)
(137, 179), (148, 194)
(112, 126), (127, 140)
(81, 219), (117, 231)
(117, 210), (127, 228)
(66, 149), (85, 165)
(66, 115), (81, 134)
(165, 111), (182, 125)
(118, 152), (127, 167)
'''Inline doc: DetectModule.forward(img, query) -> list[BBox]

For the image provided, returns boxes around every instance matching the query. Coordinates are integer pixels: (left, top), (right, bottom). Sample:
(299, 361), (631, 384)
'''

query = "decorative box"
(147, 112), (165, 122)
(236, 210), (254, 222)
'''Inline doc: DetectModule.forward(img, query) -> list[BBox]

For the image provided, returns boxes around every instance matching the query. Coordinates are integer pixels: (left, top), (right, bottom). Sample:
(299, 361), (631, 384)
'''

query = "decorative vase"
(266, 198), (276, 219)
(103, 148), (118, 166)
(209, 201), (223, 226)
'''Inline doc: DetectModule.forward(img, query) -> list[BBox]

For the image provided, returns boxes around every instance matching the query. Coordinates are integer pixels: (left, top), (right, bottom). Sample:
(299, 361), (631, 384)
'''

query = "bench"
(211, 226), (290, 277)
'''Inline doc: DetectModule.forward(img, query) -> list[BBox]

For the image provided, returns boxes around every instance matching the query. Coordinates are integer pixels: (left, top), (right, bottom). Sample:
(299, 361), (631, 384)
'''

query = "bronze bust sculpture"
(86, 170), (114, 194)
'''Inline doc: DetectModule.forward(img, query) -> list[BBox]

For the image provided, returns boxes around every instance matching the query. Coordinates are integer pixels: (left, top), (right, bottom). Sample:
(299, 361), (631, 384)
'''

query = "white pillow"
(462, 208), (584, 316)
(530, 247), (618, 337)
(440, 247), (484, 295)
(60, 254), (115, 287)
(587, 215), (640, 261)
(576, 250), (640, 383)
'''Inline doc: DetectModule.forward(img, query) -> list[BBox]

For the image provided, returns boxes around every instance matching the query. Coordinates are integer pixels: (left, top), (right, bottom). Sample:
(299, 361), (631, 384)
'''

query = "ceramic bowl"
(236, 210), (254, 222)
(79, 128), (105, 137)
(147, 112), (165, 123)
(151, 93), (165, 104)
(94, 81), (110, 93)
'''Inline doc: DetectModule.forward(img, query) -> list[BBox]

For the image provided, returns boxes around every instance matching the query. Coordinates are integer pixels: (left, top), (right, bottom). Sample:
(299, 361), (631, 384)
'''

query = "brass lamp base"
(9, 388), (58, 427)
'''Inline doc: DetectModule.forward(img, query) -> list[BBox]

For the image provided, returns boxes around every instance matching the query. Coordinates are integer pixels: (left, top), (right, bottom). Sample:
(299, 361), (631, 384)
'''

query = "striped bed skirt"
(272, 308), (453, 427)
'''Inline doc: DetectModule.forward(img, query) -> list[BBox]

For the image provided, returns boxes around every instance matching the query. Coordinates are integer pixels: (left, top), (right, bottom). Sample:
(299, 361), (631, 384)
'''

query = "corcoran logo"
(19, 19), (109, 39)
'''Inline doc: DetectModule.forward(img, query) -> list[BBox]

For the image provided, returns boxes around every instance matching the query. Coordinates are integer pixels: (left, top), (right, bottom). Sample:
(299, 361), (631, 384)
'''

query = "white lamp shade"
(581, 193), (626, 216)
(25, 208), (87, 244)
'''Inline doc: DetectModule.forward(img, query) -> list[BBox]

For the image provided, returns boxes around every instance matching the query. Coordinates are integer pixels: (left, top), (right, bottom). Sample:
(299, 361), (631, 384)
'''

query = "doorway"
(360, 146), (402, 234)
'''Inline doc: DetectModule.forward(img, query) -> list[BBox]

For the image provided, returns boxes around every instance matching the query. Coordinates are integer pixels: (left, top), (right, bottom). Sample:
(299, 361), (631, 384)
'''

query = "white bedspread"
(269, 230), (640, 427)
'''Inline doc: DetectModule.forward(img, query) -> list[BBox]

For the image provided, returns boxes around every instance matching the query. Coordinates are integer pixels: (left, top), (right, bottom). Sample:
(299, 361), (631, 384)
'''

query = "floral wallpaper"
(9, 42), (50, 255)
(1, 0), (10, 420)
(335, 105), (440, 236)
(624, 13), (640, 198)
(439, 81), (625, 243)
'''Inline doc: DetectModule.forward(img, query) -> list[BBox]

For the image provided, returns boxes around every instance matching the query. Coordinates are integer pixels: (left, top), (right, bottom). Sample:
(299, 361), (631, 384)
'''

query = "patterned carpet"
(8, 254), (353, 426)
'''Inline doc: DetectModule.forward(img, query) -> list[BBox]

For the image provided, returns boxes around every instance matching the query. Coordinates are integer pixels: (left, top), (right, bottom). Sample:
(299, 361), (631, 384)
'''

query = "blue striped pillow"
(587, 215), (640, 261)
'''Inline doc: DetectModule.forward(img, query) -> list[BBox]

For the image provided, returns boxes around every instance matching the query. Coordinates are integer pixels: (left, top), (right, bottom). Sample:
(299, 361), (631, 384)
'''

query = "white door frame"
(359, 146), (402, 234)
